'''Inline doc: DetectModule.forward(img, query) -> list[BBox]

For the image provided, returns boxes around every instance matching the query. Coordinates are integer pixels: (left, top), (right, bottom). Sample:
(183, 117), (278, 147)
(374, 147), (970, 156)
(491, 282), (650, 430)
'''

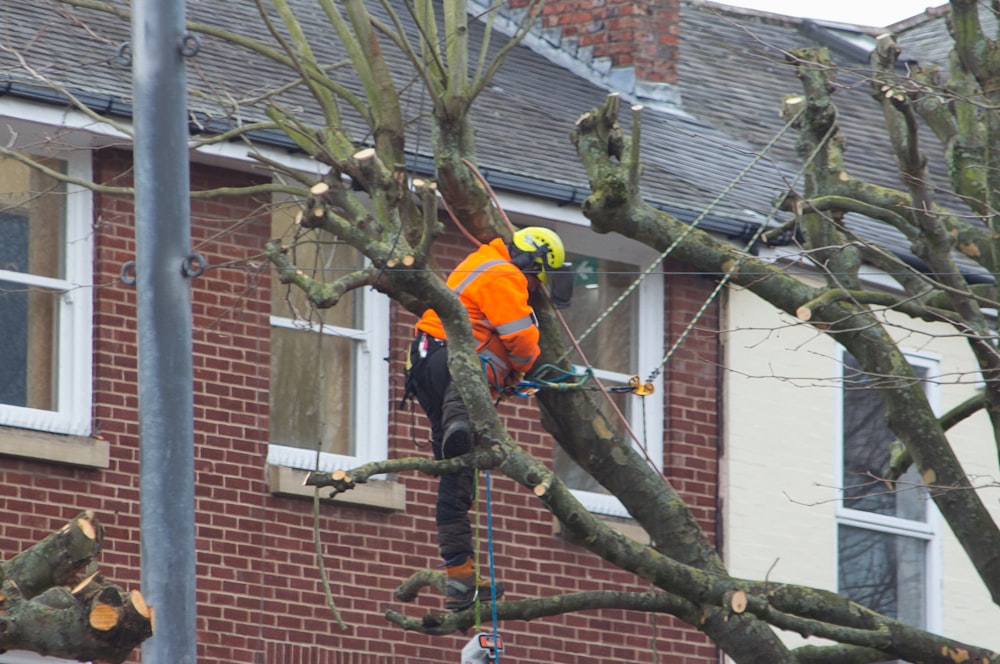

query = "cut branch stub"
(304, 469), (355, 493)
(75, 516), (96, 541)
(70, 572), (100, 597)
(782, 94), (806, 123)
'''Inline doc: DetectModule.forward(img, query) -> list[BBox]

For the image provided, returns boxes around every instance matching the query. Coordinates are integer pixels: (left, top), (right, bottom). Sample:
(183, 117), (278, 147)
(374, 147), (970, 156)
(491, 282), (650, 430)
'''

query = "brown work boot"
(444, 560), (505, 611)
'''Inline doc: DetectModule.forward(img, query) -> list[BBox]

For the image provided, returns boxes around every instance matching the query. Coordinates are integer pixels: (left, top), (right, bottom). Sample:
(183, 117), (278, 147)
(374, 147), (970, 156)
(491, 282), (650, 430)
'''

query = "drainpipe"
(131, 0), (197, 660)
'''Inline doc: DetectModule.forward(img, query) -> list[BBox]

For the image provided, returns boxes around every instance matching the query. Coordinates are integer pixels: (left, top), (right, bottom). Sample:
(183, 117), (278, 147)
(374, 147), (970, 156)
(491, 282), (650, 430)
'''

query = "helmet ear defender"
(510, 242), (549, 272)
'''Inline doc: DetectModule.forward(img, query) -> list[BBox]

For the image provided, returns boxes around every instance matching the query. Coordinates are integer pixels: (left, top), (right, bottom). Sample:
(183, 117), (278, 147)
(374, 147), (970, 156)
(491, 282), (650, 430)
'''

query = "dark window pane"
(0, 156), (67, 414)
(842, 354), (928, 520)
(838, 525), (926, 627)
(1, 160), (67, 279)
(0, 278), (28, 407)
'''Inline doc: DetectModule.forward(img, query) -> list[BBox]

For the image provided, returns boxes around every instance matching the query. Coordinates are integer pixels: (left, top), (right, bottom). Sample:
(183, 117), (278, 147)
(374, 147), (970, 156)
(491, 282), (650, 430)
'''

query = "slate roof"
(677, 1), (951, 193)
(675, 1), (994, 280)
(0, 0), (789, 240)
(0, 0), (976, 265)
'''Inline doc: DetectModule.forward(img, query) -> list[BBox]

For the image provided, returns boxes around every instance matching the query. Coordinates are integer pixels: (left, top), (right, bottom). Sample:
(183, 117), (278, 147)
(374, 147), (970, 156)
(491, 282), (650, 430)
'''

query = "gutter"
(0, 78), (133, 119)
(7, 75), (984, 284)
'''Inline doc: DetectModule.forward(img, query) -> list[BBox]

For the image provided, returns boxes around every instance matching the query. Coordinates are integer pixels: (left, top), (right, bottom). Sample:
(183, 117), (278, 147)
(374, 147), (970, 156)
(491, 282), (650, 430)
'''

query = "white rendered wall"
(722, 284), (1000, 651)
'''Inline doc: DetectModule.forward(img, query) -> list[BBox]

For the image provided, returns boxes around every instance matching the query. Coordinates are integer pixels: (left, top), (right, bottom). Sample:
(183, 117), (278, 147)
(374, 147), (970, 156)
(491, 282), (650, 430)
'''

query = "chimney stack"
(503, 0), (680, 102)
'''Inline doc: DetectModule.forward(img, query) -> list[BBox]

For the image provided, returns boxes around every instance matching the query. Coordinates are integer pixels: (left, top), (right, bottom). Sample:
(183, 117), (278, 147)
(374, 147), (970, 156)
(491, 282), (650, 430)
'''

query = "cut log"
(730, 590), (747, 614)
(0, 513), (153, 661)
(89, 603), (119, 631)
(130, 590), (152, 619)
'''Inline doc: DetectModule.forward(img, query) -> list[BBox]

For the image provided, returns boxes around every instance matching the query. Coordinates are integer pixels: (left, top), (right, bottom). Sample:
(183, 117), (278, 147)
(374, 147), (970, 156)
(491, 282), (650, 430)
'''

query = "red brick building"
(0, 144), (721, 662)
(0, 0), (729, 661)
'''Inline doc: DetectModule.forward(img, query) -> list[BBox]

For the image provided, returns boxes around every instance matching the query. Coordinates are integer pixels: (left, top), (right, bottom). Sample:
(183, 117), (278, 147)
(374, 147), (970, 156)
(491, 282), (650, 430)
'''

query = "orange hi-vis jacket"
(416, 238), (541, 388)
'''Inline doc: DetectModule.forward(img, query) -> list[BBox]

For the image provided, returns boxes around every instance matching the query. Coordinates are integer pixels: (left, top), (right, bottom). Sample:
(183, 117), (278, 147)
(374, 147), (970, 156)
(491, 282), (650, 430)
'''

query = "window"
(266, 201), (389, 472)
(837, 351), (940, 630)
(0, 154), (92, 436)
(547, 223), (664, 516)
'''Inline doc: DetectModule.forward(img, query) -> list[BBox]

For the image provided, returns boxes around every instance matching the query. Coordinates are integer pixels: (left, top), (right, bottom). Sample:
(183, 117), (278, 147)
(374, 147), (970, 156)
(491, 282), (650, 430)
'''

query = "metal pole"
(131, 0), (196, 660)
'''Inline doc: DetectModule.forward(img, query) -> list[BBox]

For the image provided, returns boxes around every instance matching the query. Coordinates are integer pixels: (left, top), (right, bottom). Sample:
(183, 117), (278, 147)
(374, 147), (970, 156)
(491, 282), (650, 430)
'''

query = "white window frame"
(544, 222), (665, 517)
(266, 288), (390, 472)
(834, 348), (942, 632)
(0, 652), (83, 664)
(0, 149), (93, 437)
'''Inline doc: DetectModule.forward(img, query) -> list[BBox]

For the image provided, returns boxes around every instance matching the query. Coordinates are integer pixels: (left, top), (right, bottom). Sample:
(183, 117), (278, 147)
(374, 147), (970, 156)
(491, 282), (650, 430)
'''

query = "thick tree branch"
(387, 587), (699, 635)
(886, 389), (987, 480)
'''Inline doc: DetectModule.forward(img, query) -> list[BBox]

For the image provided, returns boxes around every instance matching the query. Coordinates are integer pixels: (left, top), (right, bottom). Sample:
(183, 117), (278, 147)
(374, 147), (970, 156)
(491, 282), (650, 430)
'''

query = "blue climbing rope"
(486, 469), (500, 661)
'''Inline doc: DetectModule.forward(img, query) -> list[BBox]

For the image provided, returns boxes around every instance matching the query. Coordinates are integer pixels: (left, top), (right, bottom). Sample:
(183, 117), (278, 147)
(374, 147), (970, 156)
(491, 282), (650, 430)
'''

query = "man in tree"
(405, 226), (566, 610)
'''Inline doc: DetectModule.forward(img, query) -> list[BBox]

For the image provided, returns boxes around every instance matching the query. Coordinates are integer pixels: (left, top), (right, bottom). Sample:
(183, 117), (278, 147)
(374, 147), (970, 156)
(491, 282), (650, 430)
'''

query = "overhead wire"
(644, 110), (840, 384)
(555, 105), (806, 367)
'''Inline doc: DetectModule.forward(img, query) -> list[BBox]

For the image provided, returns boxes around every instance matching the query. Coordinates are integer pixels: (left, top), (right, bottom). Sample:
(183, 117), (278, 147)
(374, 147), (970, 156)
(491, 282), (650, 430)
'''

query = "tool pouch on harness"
(546, 263), (574, 309)
(401, 332), (446, 408)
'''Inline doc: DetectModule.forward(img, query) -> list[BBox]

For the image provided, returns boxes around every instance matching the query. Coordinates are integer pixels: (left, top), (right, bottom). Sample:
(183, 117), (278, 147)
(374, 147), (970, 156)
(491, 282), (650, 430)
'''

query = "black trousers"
(407, 334), (474, 566)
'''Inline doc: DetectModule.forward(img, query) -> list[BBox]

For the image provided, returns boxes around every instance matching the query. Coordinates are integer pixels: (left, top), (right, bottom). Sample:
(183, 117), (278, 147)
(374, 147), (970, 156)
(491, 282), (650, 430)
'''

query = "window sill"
(267, 465), (406, 512)
(0, 426), (109, 469)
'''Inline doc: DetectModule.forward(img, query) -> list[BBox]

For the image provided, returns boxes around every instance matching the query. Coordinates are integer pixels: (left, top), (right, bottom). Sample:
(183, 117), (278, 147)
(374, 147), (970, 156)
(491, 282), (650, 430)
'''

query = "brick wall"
(663, 260), (722, 547)
(510, 0), (681, 84)
(2, 150), (720, 663)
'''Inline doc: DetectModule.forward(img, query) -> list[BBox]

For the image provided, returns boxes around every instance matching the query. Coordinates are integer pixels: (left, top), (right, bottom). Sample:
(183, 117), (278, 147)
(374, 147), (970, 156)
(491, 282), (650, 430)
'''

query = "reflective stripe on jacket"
(416, 238), (540, 383)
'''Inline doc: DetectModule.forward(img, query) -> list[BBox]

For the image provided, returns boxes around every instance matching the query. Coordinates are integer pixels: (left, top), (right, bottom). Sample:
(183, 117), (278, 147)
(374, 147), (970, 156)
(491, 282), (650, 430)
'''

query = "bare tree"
(5, 0), (1000, 662)
(574, 1), (1000, 660)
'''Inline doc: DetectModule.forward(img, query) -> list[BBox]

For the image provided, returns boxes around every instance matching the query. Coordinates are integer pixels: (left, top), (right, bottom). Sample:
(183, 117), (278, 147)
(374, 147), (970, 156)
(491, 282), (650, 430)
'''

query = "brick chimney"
(501, 0), (681, 103)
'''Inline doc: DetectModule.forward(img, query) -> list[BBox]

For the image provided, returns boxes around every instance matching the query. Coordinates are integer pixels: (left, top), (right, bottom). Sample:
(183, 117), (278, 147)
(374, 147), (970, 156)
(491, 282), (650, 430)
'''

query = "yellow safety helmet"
(512, 226), (565, 272)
